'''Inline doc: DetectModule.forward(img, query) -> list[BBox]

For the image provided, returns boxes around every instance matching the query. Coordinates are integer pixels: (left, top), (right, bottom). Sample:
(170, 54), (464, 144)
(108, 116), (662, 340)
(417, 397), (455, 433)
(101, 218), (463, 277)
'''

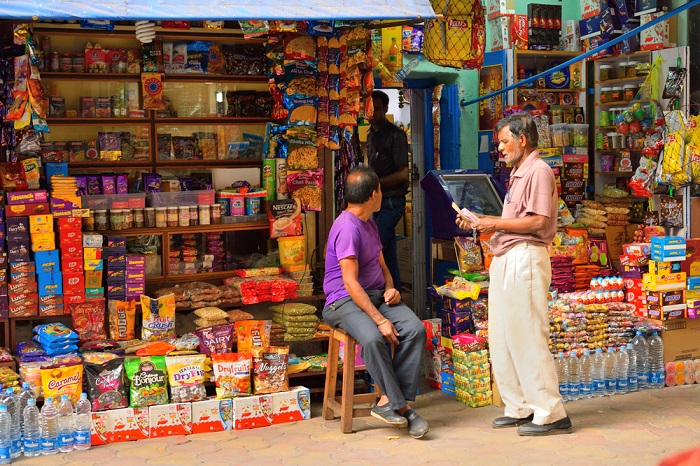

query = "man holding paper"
(455, 113), (571, 436)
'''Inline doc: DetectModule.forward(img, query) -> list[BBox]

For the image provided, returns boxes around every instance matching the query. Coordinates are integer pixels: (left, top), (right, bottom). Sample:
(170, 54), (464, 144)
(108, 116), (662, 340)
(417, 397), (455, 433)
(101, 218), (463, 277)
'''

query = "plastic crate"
(81, 193), (146, 210)
(147, 190), (215, 207)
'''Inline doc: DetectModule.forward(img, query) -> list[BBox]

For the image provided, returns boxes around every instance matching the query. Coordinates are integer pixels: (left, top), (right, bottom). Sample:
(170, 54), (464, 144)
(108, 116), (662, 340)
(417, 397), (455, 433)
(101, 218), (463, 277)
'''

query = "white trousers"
(488, 242), (567, 425)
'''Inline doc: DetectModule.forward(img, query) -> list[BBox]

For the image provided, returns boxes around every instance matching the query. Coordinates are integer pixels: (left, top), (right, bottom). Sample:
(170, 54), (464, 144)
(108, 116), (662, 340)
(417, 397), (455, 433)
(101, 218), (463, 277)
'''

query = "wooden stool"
(323, 327), (381, 433)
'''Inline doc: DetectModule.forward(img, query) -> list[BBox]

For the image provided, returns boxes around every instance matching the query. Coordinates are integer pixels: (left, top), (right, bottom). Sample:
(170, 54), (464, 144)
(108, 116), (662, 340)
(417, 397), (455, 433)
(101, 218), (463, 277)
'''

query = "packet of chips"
(195, 324), (235, 355)
(41, 364), (83, 405)
(236, 320), (271, 353)
(85, 358), (128, 411)
(165, 355), (207, 403)
(125, 356), (168, 407)
(212, 353), (252, 399)
(70, 299), (107, 342)
(252, 346), (289, 394)
(108, 300), (136, 341)
(141, 294), (176, 341)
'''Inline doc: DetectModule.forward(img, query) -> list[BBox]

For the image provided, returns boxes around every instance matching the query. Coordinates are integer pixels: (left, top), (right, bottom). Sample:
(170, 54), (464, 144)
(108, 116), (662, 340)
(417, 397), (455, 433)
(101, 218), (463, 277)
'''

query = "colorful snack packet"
(212, 353), (252, 399)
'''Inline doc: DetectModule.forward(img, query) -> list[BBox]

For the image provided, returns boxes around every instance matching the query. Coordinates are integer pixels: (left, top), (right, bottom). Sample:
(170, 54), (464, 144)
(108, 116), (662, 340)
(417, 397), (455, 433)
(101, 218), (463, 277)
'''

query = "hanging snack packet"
(164, 355), (207, 403)
(125, 356), (169, 407)
(141, 294), (176, 341)
(141, 73), (165, 110)
(212, 353), (252, 399)
(252, 346), (289, 394)
(84, 358), (128, 411)
(70, 299), (107, 342)
(288, 169), (323, 211)
(108, 300), (136, 341)
(41, 364), (83, 405)
(287, 127), (319, 169)
(236, 320), (271, 353)
(195, 324), (235, 355)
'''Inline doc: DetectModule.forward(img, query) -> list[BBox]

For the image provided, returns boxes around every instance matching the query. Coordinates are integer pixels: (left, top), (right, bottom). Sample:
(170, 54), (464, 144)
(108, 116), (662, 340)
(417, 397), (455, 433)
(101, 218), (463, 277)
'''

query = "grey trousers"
(322, 290), (426, 410)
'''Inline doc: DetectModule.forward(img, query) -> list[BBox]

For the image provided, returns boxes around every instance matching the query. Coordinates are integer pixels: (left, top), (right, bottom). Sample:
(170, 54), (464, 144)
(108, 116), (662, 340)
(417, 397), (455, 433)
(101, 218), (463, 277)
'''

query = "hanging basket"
(424, 0), (486, 70)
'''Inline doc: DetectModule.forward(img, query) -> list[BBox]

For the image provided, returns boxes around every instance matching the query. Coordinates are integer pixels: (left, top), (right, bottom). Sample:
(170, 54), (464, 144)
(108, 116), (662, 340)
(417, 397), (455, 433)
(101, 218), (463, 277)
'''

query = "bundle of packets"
(548, 299), (587, 355)
(583, 303), (609, 351)
(452, 336), (492, 407)
(605, 302), (639, 348)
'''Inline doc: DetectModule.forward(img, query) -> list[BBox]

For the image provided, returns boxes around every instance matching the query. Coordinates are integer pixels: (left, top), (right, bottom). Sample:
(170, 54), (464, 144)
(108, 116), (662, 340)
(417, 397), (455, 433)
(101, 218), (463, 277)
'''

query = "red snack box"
(6, 204), (50, 217)
(271, 386), (311, 425)
(59, 230), (83, 245)
(98, 408), (150, 444)
(62, 257), (84, 273)
(63, 273), (85, 294)
(511, 14), (528, 50)
(232, 395), (273, 430)
(191, 399), (232, 434)
(56, 217), (83, 231)
(64, 294), (86, 305)
(61, 245), (84, 259)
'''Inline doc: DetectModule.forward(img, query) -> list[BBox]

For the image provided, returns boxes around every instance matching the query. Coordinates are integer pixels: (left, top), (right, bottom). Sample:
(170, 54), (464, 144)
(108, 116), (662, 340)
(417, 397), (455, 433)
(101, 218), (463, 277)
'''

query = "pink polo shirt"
(489, 150), (557, 257)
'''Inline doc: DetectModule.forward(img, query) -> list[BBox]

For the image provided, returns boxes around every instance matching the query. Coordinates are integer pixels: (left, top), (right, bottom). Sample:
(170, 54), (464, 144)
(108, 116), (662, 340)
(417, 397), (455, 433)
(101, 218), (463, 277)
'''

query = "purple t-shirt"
(323, 210), (385, 304)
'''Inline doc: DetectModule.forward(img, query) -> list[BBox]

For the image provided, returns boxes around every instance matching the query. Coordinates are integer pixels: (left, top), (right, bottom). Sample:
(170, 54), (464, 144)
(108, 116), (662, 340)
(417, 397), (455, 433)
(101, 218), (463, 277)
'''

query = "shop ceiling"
(0, 0), (436, 22)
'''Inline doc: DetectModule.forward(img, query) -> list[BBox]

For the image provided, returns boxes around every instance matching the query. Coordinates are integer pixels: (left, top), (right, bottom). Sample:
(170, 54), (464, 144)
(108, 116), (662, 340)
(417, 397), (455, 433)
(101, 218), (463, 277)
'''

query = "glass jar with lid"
(599, 64), (614, 81)
(623, 84), (638, 102)
(600, 87), (613, 103)
(611, 87), (622, 102)
(626, 60), (639, 77)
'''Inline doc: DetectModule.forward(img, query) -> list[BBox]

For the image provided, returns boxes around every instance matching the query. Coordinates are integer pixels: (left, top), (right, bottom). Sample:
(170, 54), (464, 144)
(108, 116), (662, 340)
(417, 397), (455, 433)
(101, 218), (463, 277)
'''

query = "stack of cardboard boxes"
(59, 217), (85, 308)
(486, 0), (527, 52)
(106, 236), (127, 302)
(84, 231), (105, 301)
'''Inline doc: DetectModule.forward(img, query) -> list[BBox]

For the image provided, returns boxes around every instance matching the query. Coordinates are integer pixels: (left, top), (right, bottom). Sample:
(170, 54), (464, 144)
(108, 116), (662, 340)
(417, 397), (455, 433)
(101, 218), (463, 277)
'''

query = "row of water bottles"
(554, 330), (666, 401)
(0, 383), (91, 463)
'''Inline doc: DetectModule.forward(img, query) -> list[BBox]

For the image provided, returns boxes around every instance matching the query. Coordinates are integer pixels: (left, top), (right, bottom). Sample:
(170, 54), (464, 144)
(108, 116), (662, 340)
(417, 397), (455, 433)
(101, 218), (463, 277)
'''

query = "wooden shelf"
(102, 220), (268, 236)
(595, 76), (647, 85)
(162, 74), (268, 83)
(516, 86), (584, 93)
(595, 171), (634, 176)
(156, 159), (263, 168)
(173, 295), (326, 313)
(155, 117), (272, 124)
(41, 72), (141, 81)
(69, 161), (152, 169)
(9, 314), (71, 321)
(32, 24), (260, 43)
(514, 50), (582, 59)
(595, 100), (637, 107)
(596, 149), (642, 153)
(45, 118), (148, 125)
(595, 126), (618, 130)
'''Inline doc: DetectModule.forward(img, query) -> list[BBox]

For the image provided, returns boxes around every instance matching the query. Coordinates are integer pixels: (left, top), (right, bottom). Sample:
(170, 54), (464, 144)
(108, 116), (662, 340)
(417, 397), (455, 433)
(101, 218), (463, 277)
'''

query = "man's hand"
(474, 217), (500, 235)
(378, 320), (400, 346)
(455, 215), (474, 231)
(384, 287), (401, 306)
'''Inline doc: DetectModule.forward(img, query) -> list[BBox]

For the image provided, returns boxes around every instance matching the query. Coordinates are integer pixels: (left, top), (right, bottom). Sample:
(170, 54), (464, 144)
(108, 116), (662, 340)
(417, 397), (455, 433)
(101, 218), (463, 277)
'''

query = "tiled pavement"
(14, 384), (700, 465)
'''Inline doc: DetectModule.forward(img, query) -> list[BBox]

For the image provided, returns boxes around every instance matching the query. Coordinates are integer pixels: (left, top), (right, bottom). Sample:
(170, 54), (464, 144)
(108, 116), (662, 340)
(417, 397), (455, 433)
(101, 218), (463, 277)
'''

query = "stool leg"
(340, 335), (356, 434)
(323, 331), (340, 421)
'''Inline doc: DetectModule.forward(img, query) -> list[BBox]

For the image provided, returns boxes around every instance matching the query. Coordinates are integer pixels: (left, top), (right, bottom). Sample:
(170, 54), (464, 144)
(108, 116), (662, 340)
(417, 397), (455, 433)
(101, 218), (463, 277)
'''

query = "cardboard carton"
(191, 399), (232, 434)
(232, 395), (273, 430)
(148, 403), (192, 437)
(271, 387), (311, 425)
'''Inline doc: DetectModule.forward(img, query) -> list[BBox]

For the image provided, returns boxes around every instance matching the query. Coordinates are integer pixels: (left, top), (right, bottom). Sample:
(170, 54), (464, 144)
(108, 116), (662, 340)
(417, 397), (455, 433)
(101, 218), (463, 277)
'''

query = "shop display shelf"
(70, 161), (153, 169)
(41, 72), (141, 82)
(155, 117), (274, 124)
(594, 76), (647, 86)
(155, 160), (263, 169)
(45, 117), (148, 125)
(514, 50), (582, 59)
(595, 126), (618, 130)
(595, 101), (635, 107)
(515, 86), (584, 93)
(594, 171), (634, 176)
(162, 74), (268, 83)
(102, 220), (268, 236)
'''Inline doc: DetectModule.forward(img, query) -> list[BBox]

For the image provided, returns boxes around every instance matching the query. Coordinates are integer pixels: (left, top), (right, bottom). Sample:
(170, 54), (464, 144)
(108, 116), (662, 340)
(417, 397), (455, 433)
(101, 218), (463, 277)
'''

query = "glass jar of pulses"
(600, 87), (613, 103)
(155, 207), (167, 228)
(611, 87), (622, 102)
(94, 210), (108, 231)
(599, 64), (614, 81)
(623, 84), (638, 102)
(618, 62), (629, 79)
(167, 207), (178, 227)
(626, 61), (638, 78)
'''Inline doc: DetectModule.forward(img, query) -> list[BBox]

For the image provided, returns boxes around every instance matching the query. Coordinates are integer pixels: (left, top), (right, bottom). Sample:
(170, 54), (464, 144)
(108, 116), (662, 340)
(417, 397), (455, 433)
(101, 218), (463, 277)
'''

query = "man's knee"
(402, 319), (426, 343)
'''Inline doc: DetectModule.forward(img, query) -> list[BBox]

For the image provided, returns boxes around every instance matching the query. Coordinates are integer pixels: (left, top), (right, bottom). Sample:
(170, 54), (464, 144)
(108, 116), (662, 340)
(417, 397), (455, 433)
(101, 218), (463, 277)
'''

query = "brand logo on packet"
(47, 373), (81, 390)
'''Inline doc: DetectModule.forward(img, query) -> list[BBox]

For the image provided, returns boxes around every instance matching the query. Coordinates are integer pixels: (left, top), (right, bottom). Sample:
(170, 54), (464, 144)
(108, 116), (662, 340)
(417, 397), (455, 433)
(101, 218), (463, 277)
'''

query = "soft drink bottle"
(40, 397), (58, 455)
(579, 349), (593, 399)
(0, 405), (10, 464)
(632, 330), (649, 389)
(567, 352), (581, 401)
(616, 346), (629, 394)
(2, 389), (20, 458)
(73, 393), (91, 451)
(57, 395), (74, 452)
(17, 382), (34, 438)
(648, 331), (665, 389)
(555, 352), (569, 401)
(392, 55), (422, 81)
(626, 343), (639, 392)
(592, 348), (605, 397)
(603, 347), (617, 396)
(22, 398), (40, 457)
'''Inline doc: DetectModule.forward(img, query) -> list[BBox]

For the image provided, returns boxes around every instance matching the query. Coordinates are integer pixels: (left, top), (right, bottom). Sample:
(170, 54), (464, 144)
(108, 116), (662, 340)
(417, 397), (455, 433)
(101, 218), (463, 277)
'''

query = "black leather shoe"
(517, 416), (572, 436)
(371, 404), (409, 427)
(492, 414), (534, 429)
(403, 409), (429, 439)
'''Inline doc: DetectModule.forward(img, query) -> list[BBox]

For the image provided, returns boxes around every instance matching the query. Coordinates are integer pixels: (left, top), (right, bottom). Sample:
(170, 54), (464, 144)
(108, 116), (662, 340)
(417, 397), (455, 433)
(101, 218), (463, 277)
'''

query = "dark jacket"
(367, 120), (409, 198)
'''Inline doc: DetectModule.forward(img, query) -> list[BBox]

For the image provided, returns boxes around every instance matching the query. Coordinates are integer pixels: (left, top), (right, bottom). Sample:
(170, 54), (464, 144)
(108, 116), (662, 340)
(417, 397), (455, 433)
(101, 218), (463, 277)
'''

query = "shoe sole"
(517, 427), (572, 437)
(492, 418), (533, 429)
(370, 411), (409, 427)
(410, 427), (430, 439)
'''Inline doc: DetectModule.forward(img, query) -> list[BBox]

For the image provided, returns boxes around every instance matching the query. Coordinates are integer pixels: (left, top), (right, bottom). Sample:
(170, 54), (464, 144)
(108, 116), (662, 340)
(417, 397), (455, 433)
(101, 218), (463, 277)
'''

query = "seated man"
(322, 165), (429, 439)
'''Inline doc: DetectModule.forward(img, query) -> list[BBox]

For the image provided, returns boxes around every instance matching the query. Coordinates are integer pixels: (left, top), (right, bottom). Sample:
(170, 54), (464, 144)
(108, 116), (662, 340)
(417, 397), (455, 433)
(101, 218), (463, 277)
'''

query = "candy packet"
(212, 353), (252, 399)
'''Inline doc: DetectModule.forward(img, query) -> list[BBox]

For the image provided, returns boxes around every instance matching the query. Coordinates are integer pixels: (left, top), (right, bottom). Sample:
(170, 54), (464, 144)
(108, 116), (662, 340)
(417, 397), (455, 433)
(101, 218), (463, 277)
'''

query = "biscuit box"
(8, 281), (37, 295)
(63, 273), (85, 294)
(34, 250), (60, 273)
(90, 412), (108, 446)
(9, 303), (37, 317)
(61, 244), (83, 259)
(689, 277), (700, 291)
(681, 239), (700, 277)
(232, 395), (273, 430)
(5, 203), (49, 217)
(643, 272), (687, 292)
(100, 407), (150, 443)
(84, 260), (103, 271)
(64, 294), (86, 305)
(687, 300), (700, 319)
(649, 260), (681, 275)
(648, 304), (686, 321)
(83, 233), (103, 248)
(39, 294), (63, 306)
(37, 273), (63, 297)
(6, 190), (48, 205)
(647, 290), (686, 308)
(5, 217), (28, 235)
(191, 399), (233, 434)
(56, 217), (82, 231)
(442, 297), (472, 313)
(10, 261), (35, 274)
(62, 257), (84, 273)
(84, 247), (103, 260)
(8, 293), (38, 308)
(85, 270), (103, 289)
(39, 303), (65, 316)
(271, 387), (311, 425)
(148, 403), (192, 438)
(59, 230), (83, 245)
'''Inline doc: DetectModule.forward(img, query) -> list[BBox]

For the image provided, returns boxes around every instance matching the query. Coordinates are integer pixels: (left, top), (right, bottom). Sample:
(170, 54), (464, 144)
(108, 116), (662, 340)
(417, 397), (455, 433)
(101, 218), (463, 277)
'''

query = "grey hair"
(495, 113), (539, 147)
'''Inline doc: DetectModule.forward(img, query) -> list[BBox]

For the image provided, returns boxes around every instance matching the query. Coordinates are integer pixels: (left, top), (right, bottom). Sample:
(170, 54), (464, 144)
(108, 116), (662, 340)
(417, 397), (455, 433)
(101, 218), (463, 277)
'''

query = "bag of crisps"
(252, 346), (289, 394)
(125, 356), (168, 407)
(70, 299), (107, 342)
(140, 294), (176, 341)
(84, 358), (128, 412)
(108, 300), (136, 341)
(41, 364), (83, 405)
(236, 320), (271, 353)
(165, 355), (207, 403)
(212, 353), (252, 399)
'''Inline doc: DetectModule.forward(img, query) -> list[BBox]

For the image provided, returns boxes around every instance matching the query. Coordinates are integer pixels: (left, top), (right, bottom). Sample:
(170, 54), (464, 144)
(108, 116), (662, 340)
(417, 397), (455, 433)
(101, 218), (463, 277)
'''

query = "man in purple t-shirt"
(323, 166), (428, 439)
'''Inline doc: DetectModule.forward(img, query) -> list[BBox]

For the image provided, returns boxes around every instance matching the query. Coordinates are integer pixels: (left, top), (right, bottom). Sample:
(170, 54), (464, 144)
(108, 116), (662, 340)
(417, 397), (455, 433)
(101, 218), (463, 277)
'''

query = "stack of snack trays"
(470, 293), (489, 341)
(582, 303), (608, 352)
(268, 302), (318, 342)
(106, 236), (127, 302)
(551, 256), (575, 293)
(548, 299), (587, 355)
(575, 265), (600, 291)
(452, 334), (490, 407)
(192, 306), (229, 329)
(576, 200), (608, 237)
(606, 302), (640, 347)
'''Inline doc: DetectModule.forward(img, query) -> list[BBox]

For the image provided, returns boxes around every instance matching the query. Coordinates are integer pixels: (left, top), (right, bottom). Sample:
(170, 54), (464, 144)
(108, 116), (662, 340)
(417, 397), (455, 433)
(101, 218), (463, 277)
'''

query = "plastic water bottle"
(22, 399), (40, 457)
(579, 349), (593, 399)
(2, 389), (20, 459)
(0, 405), (11, 464)
(57, 395), (74, 452)
(555, 352), (569, 401)
(17, 382), (34, 438)
(626, 343), (639, 392)
(616, 346), (630, 394)
(40, 397), (58, 455)
(592, 348), (605, 397)
(73, 393), (91, 451)
(567, 352), (581, 401)
(603, 347), (618, 396)
(632, 331), (649, 389)
(648, 331), (665, 389)
(391, 55), (422, 81)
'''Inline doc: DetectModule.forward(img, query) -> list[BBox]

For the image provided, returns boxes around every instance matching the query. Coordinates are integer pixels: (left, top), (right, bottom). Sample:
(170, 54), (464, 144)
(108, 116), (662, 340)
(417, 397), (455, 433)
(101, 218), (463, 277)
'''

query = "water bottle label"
(11, 439), (20, 452)
(605, 379), (616, 390)
(0, 446), (8, 460)
(651, 372), (664, 384)
(628, 376), (638, 386)
(58, 433), (74, 447)
(617, 380), (628, 390)
(23, 439), (39, 452)
(568, 385), (580, 396)
(40, 437), (56, 450)
(593, 380), (605, 391)
(75, 430), (90, 445)
(558, 383), (568, 395)
(580, 384), (592, 395)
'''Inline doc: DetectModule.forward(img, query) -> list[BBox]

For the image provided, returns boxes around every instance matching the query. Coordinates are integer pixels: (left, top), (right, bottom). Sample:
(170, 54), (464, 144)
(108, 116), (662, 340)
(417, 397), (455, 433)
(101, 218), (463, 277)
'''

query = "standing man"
(456, 113), (571, 436)
(323, 166), (429, 439)
(367, 90), (409, 290)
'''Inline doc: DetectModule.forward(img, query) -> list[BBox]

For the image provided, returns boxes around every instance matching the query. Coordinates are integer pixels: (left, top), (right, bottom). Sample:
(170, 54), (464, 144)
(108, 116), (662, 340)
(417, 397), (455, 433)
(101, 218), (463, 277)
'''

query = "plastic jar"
(599, 64), (614, 81)
(623, 84), (638, 102)
(570, 124), (589, 147)
(110, 209), (124, 231)
(133, 208), (145, 228)
(189, 206), (198, 226)
(210, 204), (221, 224)
(199, 204), (211, 225)
(549, 124), (569, 147)
(155, 207), (167, 227)
(178, 206), (189, 227)
(94, 210), (108, 231)
(635, 62), (650, 76)
(551, 109), (563, 124)
(125, 209), (133, 229)
(611, 87), (622, 102)
(618, 62), (629, 79)
(145, 207), (156, 228)
(84, 211), (95, 232)
(626, 61), (639, 77)
(167, 207), (178, 227)
(600, 87), (613, 103)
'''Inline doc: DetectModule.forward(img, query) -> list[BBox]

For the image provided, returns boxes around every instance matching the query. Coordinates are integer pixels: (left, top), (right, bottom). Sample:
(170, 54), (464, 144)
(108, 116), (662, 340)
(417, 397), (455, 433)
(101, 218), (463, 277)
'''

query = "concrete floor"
(13, 384), (700, 466)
